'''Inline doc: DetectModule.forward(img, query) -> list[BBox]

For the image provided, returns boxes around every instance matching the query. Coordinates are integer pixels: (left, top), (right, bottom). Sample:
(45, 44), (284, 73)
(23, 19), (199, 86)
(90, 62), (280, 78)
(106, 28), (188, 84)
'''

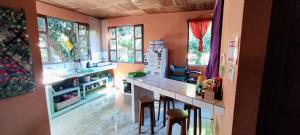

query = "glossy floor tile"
(50, 87), (213, 135)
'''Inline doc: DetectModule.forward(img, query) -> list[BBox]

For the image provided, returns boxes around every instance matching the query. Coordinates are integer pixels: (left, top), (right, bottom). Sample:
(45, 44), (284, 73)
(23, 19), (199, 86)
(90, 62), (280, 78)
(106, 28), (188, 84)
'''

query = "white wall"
(89, 17), (102, 62)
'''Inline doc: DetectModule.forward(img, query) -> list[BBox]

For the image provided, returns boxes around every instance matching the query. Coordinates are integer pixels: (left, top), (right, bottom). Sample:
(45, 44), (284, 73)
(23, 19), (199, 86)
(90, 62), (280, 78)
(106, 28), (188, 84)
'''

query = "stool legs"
(193, 107), (197, 135)
(166, 117), (187, 135)
(157, 100), (161, 121)
(184, 104), (202, 135)
(166, 109), (188, 135)
(198, 108), (202, 134)
(166, 119), (173, 135)
(152, 103), (156, 126)
(181, 120), (187, 135)
(184, 104), (192, 131)
(150, 103), (155, 134)
(138, 102), (155, 134)
(138, 103), (143, 134)
(163, 99), (167, 127)
(157, 96), (175, 127)
(187, 108), (191, 130)
(172, 100), (175, 109)
(193, 107), (202, 135)
(142, 108), (145, 126)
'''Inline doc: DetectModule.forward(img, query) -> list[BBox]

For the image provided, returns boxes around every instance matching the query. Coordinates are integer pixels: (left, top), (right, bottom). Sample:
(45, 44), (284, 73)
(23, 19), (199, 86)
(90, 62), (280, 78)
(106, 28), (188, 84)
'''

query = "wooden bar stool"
(184, 104), (202, 135)
(138, 96), (155, 134)
(166, 109), (189, 135)
(157, 95), (175, 127)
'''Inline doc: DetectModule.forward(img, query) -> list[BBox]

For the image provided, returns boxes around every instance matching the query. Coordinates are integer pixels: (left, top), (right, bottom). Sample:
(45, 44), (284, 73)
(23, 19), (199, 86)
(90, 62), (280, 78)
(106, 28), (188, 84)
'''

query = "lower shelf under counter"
(45, 77), (110, 118)
(45, 86), (81, 118)
(80, 77), (108, 99)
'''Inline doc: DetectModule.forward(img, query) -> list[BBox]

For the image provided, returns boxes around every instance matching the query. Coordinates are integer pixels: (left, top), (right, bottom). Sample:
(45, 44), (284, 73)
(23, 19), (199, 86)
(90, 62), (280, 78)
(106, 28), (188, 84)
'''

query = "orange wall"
(0, 0), (51, 135)
(231, 0), (272, 134)
(216, 0), (245, 134)
(216, 0), (272, 134)
(36, 1), (89, 24)
(101, 11), (213, 86)
(113, 63), (144, 86)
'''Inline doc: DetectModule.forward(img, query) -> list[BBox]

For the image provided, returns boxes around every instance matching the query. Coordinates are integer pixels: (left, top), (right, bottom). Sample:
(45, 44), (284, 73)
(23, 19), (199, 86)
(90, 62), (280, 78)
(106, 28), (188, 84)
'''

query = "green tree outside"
(188, 22), (212, 65)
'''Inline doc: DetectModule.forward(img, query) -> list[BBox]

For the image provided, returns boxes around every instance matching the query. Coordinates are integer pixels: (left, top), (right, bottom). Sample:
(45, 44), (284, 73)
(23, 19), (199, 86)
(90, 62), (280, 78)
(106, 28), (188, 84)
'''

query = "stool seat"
(139, 96), (155, 103)
(167, 109), (189, 120)
(166, 109), (188, 135)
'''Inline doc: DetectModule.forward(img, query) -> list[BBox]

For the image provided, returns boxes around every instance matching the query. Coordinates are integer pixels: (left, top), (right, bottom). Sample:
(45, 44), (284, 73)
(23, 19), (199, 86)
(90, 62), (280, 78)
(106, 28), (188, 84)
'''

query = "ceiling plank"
(38, 0), (215, 18)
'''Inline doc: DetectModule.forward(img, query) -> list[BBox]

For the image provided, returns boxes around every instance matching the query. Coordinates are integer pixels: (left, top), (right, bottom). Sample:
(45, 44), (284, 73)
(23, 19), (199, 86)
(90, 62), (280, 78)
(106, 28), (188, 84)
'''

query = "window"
(78, 24), (90, 60)
(38, 16), (49, 63)
(37, 16), (90, 63)
(188, 22), (212, 65)
(108, 25), (143, 63)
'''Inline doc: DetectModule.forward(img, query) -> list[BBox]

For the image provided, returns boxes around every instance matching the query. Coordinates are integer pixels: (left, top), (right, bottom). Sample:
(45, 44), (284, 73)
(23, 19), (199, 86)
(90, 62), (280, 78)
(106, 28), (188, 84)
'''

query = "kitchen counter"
(43, 63), (117, 85)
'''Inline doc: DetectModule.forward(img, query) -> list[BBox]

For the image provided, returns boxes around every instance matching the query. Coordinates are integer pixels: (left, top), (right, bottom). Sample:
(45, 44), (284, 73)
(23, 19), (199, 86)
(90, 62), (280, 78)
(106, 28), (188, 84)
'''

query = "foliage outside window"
(108, 25), (143, 63)
(37, 16), (90, 63)
(78, 25), (90, 60)
(188, 22), (212, 65)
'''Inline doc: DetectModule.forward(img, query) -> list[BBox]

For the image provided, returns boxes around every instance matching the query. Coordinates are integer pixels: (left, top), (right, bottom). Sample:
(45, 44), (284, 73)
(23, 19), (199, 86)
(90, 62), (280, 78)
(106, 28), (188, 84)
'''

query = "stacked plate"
(149, 39), (164, 49)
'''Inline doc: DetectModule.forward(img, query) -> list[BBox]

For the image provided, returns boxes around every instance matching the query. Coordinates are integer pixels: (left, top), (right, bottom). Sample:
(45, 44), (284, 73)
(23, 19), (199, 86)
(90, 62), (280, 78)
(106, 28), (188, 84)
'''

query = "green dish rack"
(128, 71), (146, 78)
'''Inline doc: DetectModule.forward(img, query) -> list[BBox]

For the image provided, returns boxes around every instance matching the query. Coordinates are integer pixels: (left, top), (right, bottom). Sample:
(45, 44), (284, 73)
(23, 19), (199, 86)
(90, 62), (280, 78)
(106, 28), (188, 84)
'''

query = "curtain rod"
(187, 16), (213, 22)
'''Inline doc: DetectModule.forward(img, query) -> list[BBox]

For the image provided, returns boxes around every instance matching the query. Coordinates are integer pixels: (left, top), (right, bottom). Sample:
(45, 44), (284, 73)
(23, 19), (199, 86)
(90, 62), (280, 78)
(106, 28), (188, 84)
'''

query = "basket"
(55, 96), (80, 111)
(128, 71), (146, 78)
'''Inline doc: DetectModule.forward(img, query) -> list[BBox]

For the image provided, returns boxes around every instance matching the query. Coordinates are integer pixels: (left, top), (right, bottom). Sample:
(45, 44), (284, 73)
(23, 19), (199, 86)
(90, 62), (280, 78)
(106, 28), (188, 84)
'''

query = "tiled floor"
(50, 87), (213, 135)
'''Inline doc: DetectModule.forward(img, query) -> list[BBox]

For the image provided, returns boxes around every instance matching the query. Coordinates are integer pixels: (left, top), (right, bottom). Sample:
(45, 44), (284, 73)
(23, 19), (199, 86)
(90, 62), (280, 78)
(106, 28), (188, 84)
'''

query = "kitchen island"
(127, 75), (224, 133)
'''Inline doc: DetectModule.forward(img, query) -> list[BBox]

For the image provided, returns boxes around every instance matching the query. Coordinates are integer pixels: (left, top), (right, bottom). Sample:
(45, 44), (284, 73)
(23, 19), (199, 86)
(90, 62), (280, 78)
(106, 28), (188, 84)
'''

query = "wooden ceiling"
(38, 0), (216, 18)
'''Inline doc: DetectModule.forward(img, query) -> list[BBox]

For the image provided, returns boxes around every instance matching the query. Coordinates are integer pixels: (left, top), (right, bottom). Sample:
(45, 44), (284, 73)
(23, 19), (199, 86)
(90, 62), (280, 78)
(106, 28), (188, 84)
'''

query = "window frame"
(37, 14), (91, 64)
(108, 24), (144, 63)
(78, 23), (91, 61)
(38, 15), (51, 63)
(187, 20), (212, 66)
(108, 26), (117, 62)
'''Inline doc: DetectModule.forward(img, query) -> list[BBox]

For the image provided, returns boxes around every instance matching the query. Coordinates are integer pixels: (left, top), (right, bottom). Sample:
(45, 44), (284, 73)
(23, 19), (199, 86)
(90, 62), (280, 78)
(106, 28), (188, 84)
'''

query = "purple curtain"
(206, 0), (224, 78)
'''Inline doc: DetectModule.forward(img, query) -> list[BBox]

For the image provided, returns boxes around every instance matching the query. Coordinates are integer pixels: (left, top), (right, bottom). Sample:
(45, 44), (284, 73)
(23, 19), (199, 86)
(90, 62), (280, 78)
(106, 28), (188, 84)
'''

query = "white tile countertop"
(127, 75), (224, 115)
(43, 63), (117, 85)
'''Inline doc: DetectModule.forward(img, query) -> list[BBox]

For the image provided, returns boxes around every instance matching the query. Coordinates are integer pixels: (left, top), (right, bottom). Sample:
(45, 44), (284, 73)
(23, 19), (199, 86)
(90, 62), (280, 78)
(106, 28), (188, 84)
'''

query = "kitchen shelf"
(45, 85), (81, 118)
(81, 77), (108, 98)
(52, 87), (80, 97)
(44, 65), (115, 118)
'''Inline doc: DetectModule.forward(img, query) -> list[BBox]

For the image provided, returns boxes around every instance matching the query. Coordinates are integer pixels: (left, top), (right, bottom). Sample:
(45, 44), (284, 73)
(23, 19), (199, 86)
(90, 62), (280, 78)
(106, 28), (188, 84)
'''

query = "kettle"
(86, 61), (91, 68)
